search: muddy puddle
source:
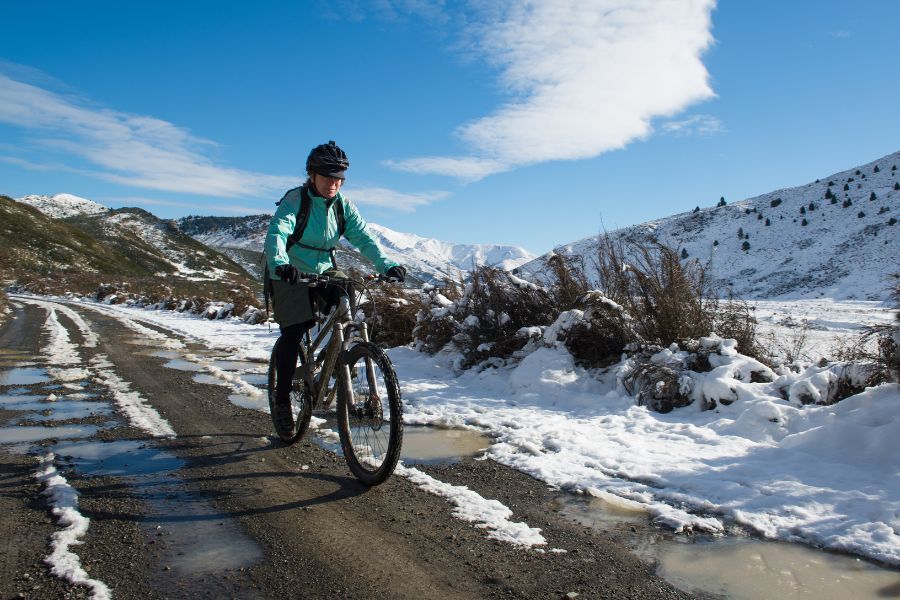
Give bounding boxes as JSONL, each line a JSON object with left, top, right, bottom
{"left": 401, "top": 426, "right": 490, "bottom": 464}
{"left": 307, "top": 422, "right": 491, "bottom": 465}
{"left": 554, "top": 493, "right": 900, "bottom": 599}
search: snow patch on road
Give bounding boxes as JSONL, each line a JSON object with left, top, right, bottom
{"left": 89, "top": 355, "right": 176, "bottom": 437}
{"left": 34, "top": 453, "right": 111, "bottom": 600}
{"left": 396, "top": 463, "right": 546, "bottom": 548}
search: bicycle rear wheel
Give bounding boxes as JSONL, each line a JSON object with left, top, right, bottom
{"left": 267, "top": 337, "right": 313, "bottom": 444}
{"left": 337, "top": 342, "right": 403, "bottom": 485}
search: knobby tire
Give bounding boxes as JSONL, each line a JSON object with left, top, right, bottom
{"left": 337, "top": 342, "right": 403, "bottom": 485}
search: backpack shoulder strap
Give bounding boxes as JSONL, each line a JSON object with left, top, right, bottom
{"left": 285, "top": 185, "right": 312, "bottom": 253}
{"left": 334, "top": 196, "right": 346, "bottom": 238}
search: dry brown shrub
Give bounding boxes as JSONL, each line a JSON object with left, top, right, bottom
{"left": 564, "top": 291, "right": 643, "bottom": 368}
{"left": 358, "top": 284, "right": 422, "bottom": 348}
{"left": 414, "top": 267, "right": 558, "bottom": 368}
{"left": 413, "top": 278, "right": 463, "bottom": 354}
{"left": 833, "top": 273, "right": 900, "bottom": 383}
{"left": 592, "top": 234, "right": 760, "bottom": 361}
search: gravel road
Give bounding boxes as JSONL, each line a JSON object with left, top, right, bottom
{"left": 0, "top": 299, "right": 695, "bottom": 599}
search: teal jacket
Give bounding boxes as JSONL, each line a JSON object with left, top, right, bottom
{"left": 265, "top": 184, "right": 398, "bottom": 278}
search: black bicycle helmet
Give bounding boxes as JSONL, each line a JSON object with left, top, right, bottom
{"left": 306, "top": 140, "right": 350, "bottom": 178}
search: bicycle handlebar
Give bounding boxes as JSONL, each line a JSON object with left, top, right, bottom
{"left": 296, "top": 273, "right": 401, "bottom": 286}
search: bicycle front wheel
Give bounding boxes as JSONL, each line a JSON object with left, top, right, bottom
{"left": 337, "top": 342, "right": 403, "bottom": 485}
{"left": 267, "top": 337, "right": 313, "bottom": 444}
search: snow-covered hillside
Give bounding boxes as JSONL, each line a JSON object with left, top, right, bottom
{"left": 520, "top": 150, "right": 900, "bottom": 301}
{"left": 17, "top": 193, "right": 108, "bottom": 219}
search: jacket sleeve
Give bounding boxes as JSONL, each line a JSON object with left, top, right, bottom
{"left": 264, "top": 192, "right": 299, "bottom": 277}
{"left": 340, "top": 197, "right": 399, "bottom": 274}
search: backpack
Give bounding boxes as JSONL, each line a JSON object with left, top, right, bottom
{"left": 281, "top": 183, "right": 346, "bottom": 256}
{"left": 263, "top": 183, "right": 347, "bottom": 317}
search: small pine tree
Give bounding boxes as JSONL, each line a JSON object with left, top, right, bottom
{"left": 892, "top": 165, "right": 897, "bottom": 171}
{"left": 827, "top": 180, "right": 835, "bottom": 186}
{"left": 848, "top": 177, "right": 855, "bottom": 182}
{"left": 800, "top": 206, "right": 806, "bottom": 215}
{"left": 765, "top": 218, "right": 771, "bottom": 226}
{"left": 737, "top": 227, "right": 744, "bottom": 239}
{"left": 858, "top": 211, "right": 866, "bottom": 218}
{"left": 713, "top": 240, "right": 719, "bottom": 246}
{"left": 856, "top": 169, "right": 861, "bottom": 175}
{"left": 770, "top": 198, "right": 782, "bottom": 208}
{"left": 717, "top": 196, "right": 727, "bottom": 207}
{"left": 757, "top": 213, "right": 763, "bottom": 220}
{"left": 889, "top": 217, "right": 898, "bottom": 226}
{"left": 874, "top": 165, "right": 880, "bottom": 173}
{"left": 809, "top": 202, "right": 816, "bottom": 211}
{"left": 843, "top": 183, "right": 850, "bottom": 191}
{"left": 831, "top": 197, "right": 838, "bottom": 205}
{"left": 843, "top": 199, "right": 853, "bottom": 208}
{"left": 693, "top": 206, "right": 700, "bottom": 213}
{"left": 825, "top": 188, "right": 834, "bottom": 199}
{"left": 894, "top": 182, "right": 899, "bottom": 191}
{"left": 870, "top": 191, "right": 877, "bottom": 201}
{"left": 680, "top": 248, "right": 688, "bottom": 259}
{"left": 801, "top": 218, "right": 808, "bottom": 226}
{"left": 741, "top": 241, "right": 750, "bottom": 251}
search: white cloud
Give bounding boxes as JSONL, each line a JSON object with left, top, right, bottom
{"left": 347, "top": 185, "right": 449, "bottom": 213}
{"left": 661, "top": 114, "right": 724, "bottom": 136}
{"left": 0, "top": 72, "right": 297, "bottom": 197}
{"left": 390, "top": 0, "right": 717, "bottom": 179}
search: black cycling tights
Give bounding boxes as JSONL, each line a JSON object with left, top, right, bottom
{"left": 274, "top": 320, "right": 314, "bottom": 400}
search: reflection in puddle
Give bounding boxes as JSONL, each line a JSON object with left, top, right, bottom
{"left": 228, "top": 394, "right": 268, "bottom": 411}
{"left": 401, "top": 426, "right": 490, "bottom": 464}
{"left": 0, "top": 367, "right": 50, "bottom": 386}
{"left": 310, "top": 423, "right": 490, "bottom": 464}
{"left": 12, "top": 400, "right": 112, "bottom": 422}
{"left": 554, "top": 493, "right": 900, "bottom": 599}
{"left": 0, "top": 393, "right": 45, "bottom": 406}
{"left": 163, "top": 359, "right": 205, "bottom": 372}
{"left": 657, "top": 537, "right": 900, "bottom": 600}
{"left": 236, "top": 373, "right": 267, "bottom": 386}
{"left": 0, "top": 424, "right": 98, "bottom": 444}
{"left": 53, "top": 439, "right": 183, "bottom": 476}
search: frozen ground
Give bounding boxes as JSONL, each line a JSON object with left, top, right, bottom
{"left": 15, "top": 293, "right": 899, "bottom": 567}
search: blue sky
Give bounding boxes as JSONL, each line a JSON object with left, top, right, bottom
{"left": 1, "top": 1, "right": 898, "bottom": 255}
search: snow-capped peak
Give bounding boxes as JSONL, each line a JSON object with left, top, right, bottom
{"left": 364, "top": 222, "right": 536, "bottom": 275}
{"left": 16, "top": 193, "right": 108, "bottom": 219}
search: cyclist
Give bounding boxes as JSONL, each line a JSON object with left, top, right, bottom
{"left": 265, "top": 140, "right": 407, "bottom": 410}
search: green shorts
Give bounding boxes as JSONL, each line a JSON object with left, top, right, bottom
{"left": 270, "top": 269, "right": 349, "bottom": 329}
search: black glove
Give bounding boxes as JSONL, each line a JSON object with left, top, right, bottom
{"left": 275, "top": 263, "right": 300, "bottom": 285}
{"left": 386, "top": 265, "right": 407, "bottom": 283}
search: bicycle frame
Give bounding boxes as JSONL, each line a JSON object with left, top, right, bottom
{"left": 295, "top": 284, "right": 375, "bottom": 412}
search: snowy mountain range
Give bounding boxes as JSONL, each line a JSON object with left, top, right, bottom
{"left": 519, "top": 150, "right": 900, "bottom": 301}
{"left": 177, "top": 214, "right": 535, "bottom": 283}
{"left": 13, "top": 149, "right": 899, "bottom": 300}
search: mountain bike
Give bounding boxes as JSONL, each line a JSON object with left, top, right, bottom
{"left": 267, "top": 273, "right": 403, "bottom": 486}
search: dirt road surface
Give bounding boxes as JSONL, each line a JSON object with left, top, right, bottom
{"left": 0, "top": 298, "right": 695, "bottom": 599}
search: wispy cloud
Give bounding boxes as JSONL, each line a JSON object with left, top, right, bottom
{"left": 389, "top": 0, "right": 717, "bottom": 180}
{"left": 348, "top": 185, "right": 449, "bottom": 213}
{"left": 661, "top": 114, "right": 724, "bottom": 136}
{"left": 0, "top": 71, "right": 297, "bottom": 198}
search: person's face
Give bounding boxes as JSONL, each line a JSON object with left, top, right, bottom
{"left": 312, "top": 173, "right": 344, "bottom": 199}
